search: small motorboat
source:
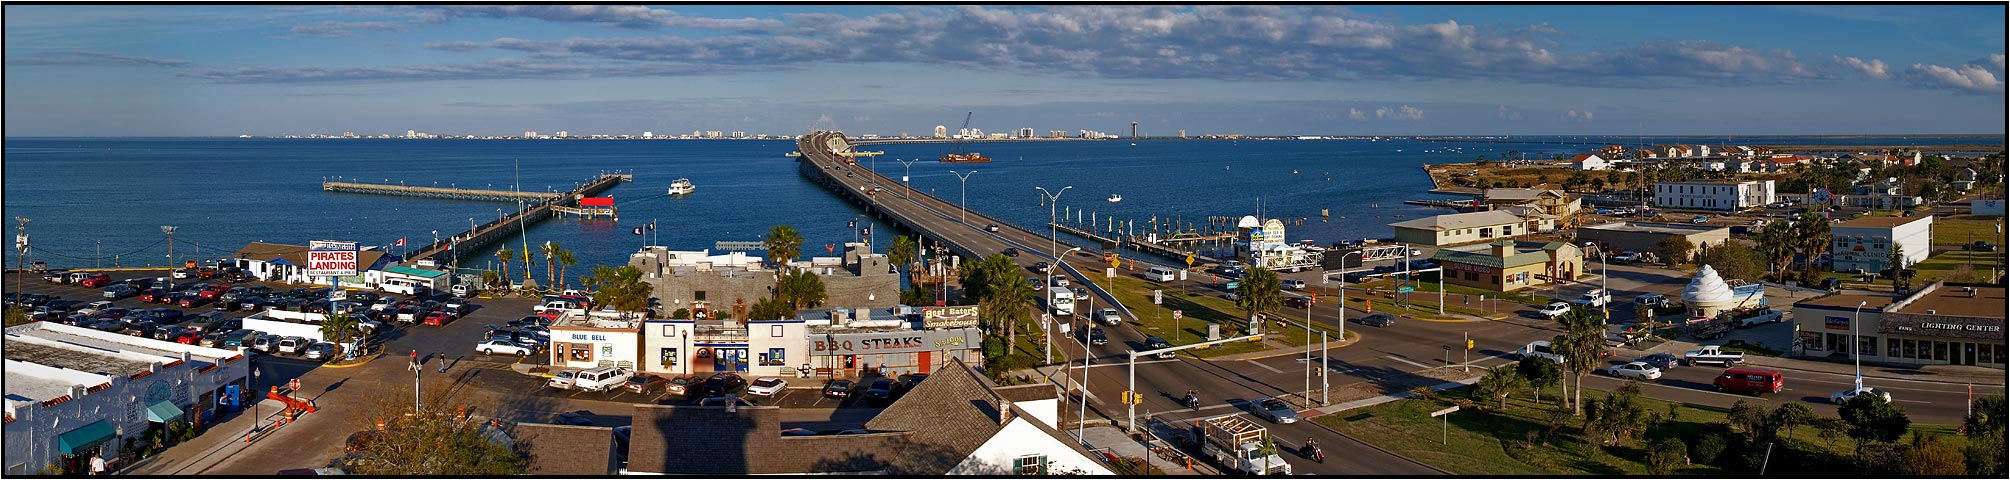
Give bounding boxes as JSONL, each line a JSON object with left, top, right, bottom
{"left": 667, "top": 178, "right": 695, "bottom": 195}
{"left": 1107, "top": 194, "right": 1123, "bottom": 203}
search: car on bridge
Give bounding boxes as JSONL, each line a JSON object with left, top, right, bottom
{"left": 986, "top": 224, "right": 1000, "bottom": 233}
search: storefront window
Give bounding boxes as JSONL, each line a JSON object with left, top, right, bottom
{"left": 570, "top": 344, "right": 594, "bottom": 363}
{"left": 660, "top": 348, "right": 678, "bottom": 369}
{"left": 1934, "top": 342, "right": 1948, "bottom": 361}
{"left": 713, "top": 348, "right": 749, "bottom": 372}
{"left": 1888, "top": 341, "right": 1901, "bottom": 358}
{"left": 759, "top": 348, "right": 787, "bottom": 366}
{"left": 1902, "top": 340, "right": 1916, "bottom": 359}
{"left": 1860, "top": 337, "right": 1877, "bottom": 357}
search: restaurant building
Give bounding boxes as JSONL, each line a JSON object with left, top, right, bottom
{"left": 1790, "top": 281, "right": 2005, "bottom": 368}
{"left": 548, "top": 312, "right": 644, "bottom": 371}
{"left": 1431, "top": 240, "right": 1584, "bottom": 292}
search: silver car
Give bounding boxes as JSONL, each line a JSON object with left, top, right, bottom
{"left": 1253, "top": 397, "right": 1300, "bottom": 424}
{"left": 302, "top": 342, "right": 338, "bottom": 361}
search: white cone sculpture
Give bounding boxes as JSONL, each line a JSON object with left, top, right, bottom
{"left": 1681, "top": 265, "right": 1738, "bottom": 319}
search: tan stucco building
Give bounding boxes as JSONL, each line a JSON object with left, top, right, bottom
{"left": 1432, "top": 240, "right": 1584, "bottom": 292}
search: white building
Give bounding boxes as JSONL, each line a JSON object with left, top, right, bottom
{"left": 4, "top": 323, "right": 252, "bottom": 475}
{"left": 934, "top": 125, "right": 948, "bottom": 138}
{"left": 229, "top": 242, "right": 400, "bottom": 289}
{"left": 1830, "top": 215, "right": 1934, "bottom": 274}
{"left": 639, "top": 317, "right": 811, "bottom": 378}
{"left": 1570, "top": 154, "right": 1609, "bottom": 170}
{"left": 1653, "top": 180, "right": 1775, "bottom": 211}
{"left": 549, "top": 311, "right": 644, "bottom": 371}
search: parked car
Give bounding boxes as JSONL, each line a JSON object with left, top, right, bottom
{"left": 303, "top": 342, "right": 338, "bottom": 361}
{"left": 199, "top": 332, "right": 225, "bottom": 348}
{"left": 747, "top": 377, "right": 787, "bottom": 397}
{"left": 623, "top": 374, "right": 670, "bottom": 395}
{"left": 176, "top": 330, "right": 204, "bottom": 345}
{"left": 1830, "top": 385, "right": 1893, "bottom": 404}
{"left": 663, "top": 374, "right": 700, "bottom": 397}
{"left": 277, "top": 337, "right": 310, "bottom": 355}
{"left": 476, "top": 338, "right": 533, "bottom": 357}
{"left": 395, "top": 306, "right": 421, "bottom": 323}
{"left": 821, "top": 379, "right": 855, "bottom": 399}
{"left": 251, "top": 334, "right": 281, "bottom": 353}
{"left": 138, "top": 288, "right": 169, "bottom": 303}
{"left": 1604, "top": 361, "right": 1663, "bottom": 380}
{"left": 862, "top": 378, "right": 898, "bottom": 404}
{"left": 371, "top": 297, "right": 398, "bottom": 312}
{"left": 152, "top": 325, "right": 188, "bottom": 342}
{"left": 546, "top": 370, "right": 581, "bottom": 390}
{"left": 1357, "top": 313, "right": 1398, "bottom": 327}
{"left": 177, "top": 293, "right": 209, "bottom": 308}
{"left": 1252, "top": 397, "right": 1300, "bottom": 424}
{"left": 701, "top": 373, "right": 748, "bottom": 397}
{"left": 79, "top": 274, "right": 113, "bottom": 288}
{"left": 124, "top": 321, "right": 161, "bottom": 338}
{"left": 103, "top": 284, "right": 139, "bottom": 300}
{"left": 423, "top": 311, "right": 452, "bottom": 326}
{"left": 451, "top": 284, "right": 475, "bottom": 297}
{"left": 1282, "top": 279, "right": 1306, "bottom": 290}
{"left": 572, "top": 367, "right": 634, "bottom": 392}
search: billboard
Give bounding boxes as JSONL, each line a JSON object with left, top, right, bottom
{"left": 921, "top": 305, "right": 979, "bottom": 329}
{"left": 307, "top": 240, "right": 359, "bottom": 277}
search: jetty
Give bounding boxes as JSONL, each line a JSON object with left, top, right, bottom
{"left": 358, "top": 173, "right": 632, "bottom": 265}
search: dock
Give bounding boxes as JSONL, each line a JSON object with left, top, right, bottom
{"left": 391, "top": 173, "right": 633, "bottom": 265}
{"left": 1403, "top": 198, "right": 1481, "bottom": 209}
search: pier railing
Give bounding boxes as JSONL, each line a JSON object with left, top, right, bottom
{"left": 397, "top": 173, "right": 632, "bottom": 265}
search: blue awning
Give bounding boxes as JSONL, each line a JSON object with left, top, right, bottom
{"left": 56, "top": 420, "right": 116, "bottom": 454}
{"left": 146, "top": 400, "right": 185, "bottom": 423}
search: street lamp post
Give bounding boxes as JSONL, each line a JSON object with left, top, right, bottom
{"left": 14, "top": 218, "right": 27, "bottom": 308}
{"left": 949, "top": 170, "right": 977, "bottom": 225}
{"left": 1583, "top": 242, "right": 1610, "bottom": 323}
{"left": 897, "top": 159, "right": 922, "bottom": 199}
{"left": 1335, "top": 250, "right": 1362, "bottom": 342}
{"left": 162, "top": 226, "right": 177, "bottom": 290}
{"left": 1852, "top": 300, "right": 1868, "bottom": 390}
{"left": 1035, "top": 186, "right": 1074, "bottom": 262}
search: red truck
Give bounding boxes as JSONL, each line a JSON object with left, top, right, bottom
{"left": 197, "top": 284, "right": 231, "bottom": 300}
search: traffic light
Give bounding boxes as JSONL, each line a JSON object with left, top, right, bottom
{"left": 1466, "top": 339, "right": 1475, "bottom": 350}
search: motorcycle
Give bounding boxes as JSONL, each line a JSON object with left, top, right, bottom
{"left": 1181, "top": 394, "right": 1201, "bottom": 409}
{"left": 1304, "top": 443, "right": 1324, "bottom": 463}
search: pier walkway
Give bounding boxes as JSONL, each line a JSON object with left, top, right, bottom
{"left": 389, "top": 173, "right": 632, "bottom": 265}
{"left": 322, "top": 181, "right": 561, "bottom": 202}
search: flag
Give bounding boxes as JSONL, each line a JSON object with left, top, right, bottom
{"left": 633, "top": 227, "right": 644, "bottom": 235}
{"left": 848, "top": 220, "right": 857, "bottom": 228}
{"left": 647, "top": 221, "right": 656, "bottom": 231}
{"left": 393, "top": 237, "right": 406, "bottom": 246}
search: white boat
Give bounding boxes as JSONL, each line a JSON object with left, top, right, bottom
{"left": 666, "top": 178, "right": 695, "bottom": 195}
{"left": 1107, "top": 194, "right": 1123, "bottom": 203}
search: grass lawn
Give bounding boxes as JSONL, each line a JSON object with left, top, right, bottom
{"left": 1317, "top": 383, "right": 1964, "bottom": 475}
{"left": 1912, "top": 250, "right": 2003, "bottom": 284}
{"left": 1349, "top": 276, "right": 1551, "bottom": 318}
{"left": 1098, "top": 274, "right": 1269, "bottom": 358}
{"left": 1932, "top": 215, "right": 2004, "bottom": 247}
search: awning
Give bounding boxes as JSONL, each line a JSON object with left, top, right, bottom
{"left": 146, "top": 400, "right": 185, "bottom": 423}
{"left": 56, "top": 420, "right": 116, "bottom": 454}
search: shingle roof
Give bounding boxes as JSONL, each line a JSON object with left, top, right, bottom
{"left": 865, "top": 358, "right": 1009, "bottom": 474}
{"left": 232, "top": 242, "right": 391, "bottom": 271}
{"left": 515, "top": 423, "right": 617, "bottom": 475}
{"left": 1388, "top": 210, "right": 1525, "bottom": 231}
{"left": 1485, "top": 188, "right": 1565, "bottom": 201}
{"left": 1431, "top": 240, "right": 1562, "bottom": 269}
{"left": 626, "top": 404, "right": 913, "bottom": 474}
{"left": 994, "top": 383, "right": 1059, "bottom": 403}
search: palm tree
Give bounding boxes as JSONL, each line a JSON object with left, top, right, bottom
{"left": 581, "top": 265, "right": 653, "bottom": 318}
{"left": 319, "top": 311, "right": 361, "bottom": 355}
{"left": 775, "top": 269, "right": 828, "bottom": 311}
{"left": 516, "top": 249, "right": 536, "bottom": 287}
{"left": 1554, "top": 307, "right": 1606, "bottom": 415}
{"left": 1236, "top": 267, "right": 1283, "bottom": 334}
{"left": 889, "top": 235, "right": 918, "bottom": 279}
{"left": 1478, "top": 364, "right": 1529, "bottom": 410}
{"left": 1756, "top": 220, "right": 1797, "bottom": 280}
{"left": 494, "top": 246, "right": 514, "bottom": 288}
{"left": 554, "top": 248, "right": 577, "bottom": 291}
{"left": 1792, "top": 210, "right": 1832, "bottom": 277}
{"left": 764, "top": 225, "right": 803, "bottom": 272}
{"left": 983, "top": 273, "right": 1040, "bottom": 353}
{"left": 541, "top": 241, "right": 560, "bottom": 290}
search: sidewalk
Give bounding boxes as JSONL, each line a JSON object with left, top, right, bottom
{"left": 1639, "top": 339, "right": 2005, "bottom": 387}
{"left": 1078, "top": 425, "right": 1207, "bottom": 475}
{"left": 121, "top": 398, "right": 288, "bottom": 475}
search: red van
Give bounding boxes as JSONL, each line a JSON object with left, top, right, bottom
{"left": 1713, "top": 367, "right": 1785, "bottom": 395}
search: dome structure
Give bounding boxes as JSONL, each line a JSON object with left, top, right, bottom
{"left": 1237, "top": 215, "right": 1261, "bottom": 229}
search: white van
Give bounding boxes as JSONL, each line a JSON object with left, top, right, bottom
{"left": 381, "top": 279, "right": 428, "bottom": 296}
{"left": 1145, "top": 267, "right": 1177, "bottom": 282}
{"left": 1515, "top": 341, "right": 1566, "bottom": 364}
{"left": 570, "top": 367, "right": 633, "bottom": 392}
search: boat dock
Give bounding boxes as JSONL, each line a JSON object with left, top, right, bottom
{"left": 390, "top": 173, "right": 633, "bottom": 265}
{"left": 1403, "top": 198, "right": 1481, "bottom": 209}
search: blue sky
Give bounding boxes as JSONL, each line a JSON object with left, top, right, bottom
{"left": 4, "top": 4, "right": 2004, "bottom": 137}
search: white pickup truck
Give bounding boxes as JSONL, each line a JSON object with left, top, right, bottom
{"left": 1570, "top": 289, "right": 1611, "bottom": 307}
{"left": 1682, "top": 345, "right": 1746, "bottom": 366}
{"left": 1733, "top": 308, "right": 1785, "bottom": 327}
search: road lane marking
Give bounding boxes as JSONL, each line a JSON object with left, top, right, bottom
{"left": 1247, "top": 361, "right": 1285, "bottom": 374}
{"left": 1383, "top": 355, "right": 1433, "bottom": 370}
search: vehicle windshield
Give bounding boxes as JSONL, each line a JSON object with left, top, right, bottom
{"left": 627, "top": 376, "right": 652, "bottom": 385}
{"left": 670, "top": 377, "right": 692, "bottom": 385}
{"left": 1262, "top": 399, "right": 1287, "bottom": 410}
{"left": 754, "top": 379, "right": 783, "bottom": 387}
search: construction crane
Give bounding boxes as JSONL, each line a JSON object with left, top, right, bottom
{"left": 938, "top": 111, "right": 991, "bottom": 162}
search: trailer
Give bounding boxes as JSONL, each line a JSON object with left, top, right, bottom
{"left": 1194, "top": 414, "right": 1292, "bottom": 475}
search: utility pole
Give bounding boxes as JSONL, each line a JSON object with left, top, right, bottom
{"left": 14, "top": 218, "right": 28, "bottom": 305}
{"left": 1321, "top": 330, "right": 1329, "bottom": 405}
{"left": 162, "top": 226, "right": 177, "bottom": 291}
{"left": 949, "top": 170, "right": 977, "bottom": 225}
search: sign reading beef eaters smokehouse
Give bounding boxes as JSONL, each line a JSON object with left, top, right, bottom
{"left": 1880, "top": 313, "right": 2006, "bottom": 340}
{"left": 812, "top": 328, "right": 982, "bottom": 356}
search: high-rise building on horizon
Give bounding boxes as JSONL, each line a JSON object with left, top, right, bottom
{"left": 556, "top": 130, "right": 569, "bottom": 138}
{"left": 524, "top": 131, "right": 537, "bottom": 138}
{"left": 1018, "top": 127, "right": 1034, "bottom": 138}
{"left": 934, "top": 125, "right": 948, "bottom": 138}
{"left": 1178, "top": 129, "right": 1186, "bottom": 139}
{"left": 1131, "top": 122, "right": 1139, "bottom": 139}
{"left": 643, "top": 131, "right": 653, "bottom": 138}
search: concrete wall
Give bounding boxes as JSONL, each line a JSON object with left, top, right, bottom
{"left": 949, "top": 417, "right": 1112, "bottom": 475}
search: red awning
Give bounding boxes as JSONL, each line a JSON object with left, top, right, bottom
{"left": 579, "top": 197, "right": 614, "bottom": 207}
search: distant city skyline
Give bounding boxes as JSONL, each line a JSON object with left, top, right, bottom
{"left": 3, "top": 4, "right": 2005, "bottom": 137}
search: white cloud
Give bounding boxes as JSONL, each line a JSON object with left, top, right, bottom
{"left": 1378, "top": 105, "right": 1423, "bottom": 121}
{"left": 1906, "top": 55, "right": 2005, "bottom": 94}
{"left": 1831, "top": 55, "right": 1889, "bottom": 79}
{"left": 1348, "top": 108, "right": 1366, "bottom": 120}
{"left": 1565, "top": 110, "right": 1594, "bottom": 122}
{"left": 1496, "top": 105, "right": 1520, "bottom": 120}
{"left": 7, "top": 50, "right": 188, "bottom": 67}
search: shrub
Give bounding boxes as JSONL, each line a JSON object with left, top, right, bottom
{"left": 1694, "top": 433, "right": 1727, "bottom": 465}
{"left": 1646, "top": 437, "right": 1689, "bottom": 474}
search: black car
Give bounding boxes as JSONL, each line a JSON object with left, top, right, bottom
{"left": 897, "top": 374, "right": 928, "bottom": 393}
{"left": 152, "top": 325, "right": 188, "bottom": 341}
{"left": 46, "top": 300, "right": 80, "bottom": 312}
{"left": 1358, "top": 313, "right": 1397, "bottom": 327}
{"left": 702, "top": 373, "right": 748, "bottom": 397}
{"left": 821, "top": 379, "right": 855, "bottom": 399}
{"left": 1083, "top": 326, "right": 1108, "bottom": 346}
{"left": 238, "top": 296, "right": 267, "bottom": 311}
{"left": 1636, "top": 353, "right": 1680, "bottom": 370}
{"left": 125, "top": 321, "right": 161, "bottom": 338}
{"left": 149, "top": 308, "right": 184, "bottom": 324}
{"left": 1968, "top": 241, "right": 1998, "bottom": 252}
{"left": 863, "top": 378, "right": 898, "bottom": 404}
